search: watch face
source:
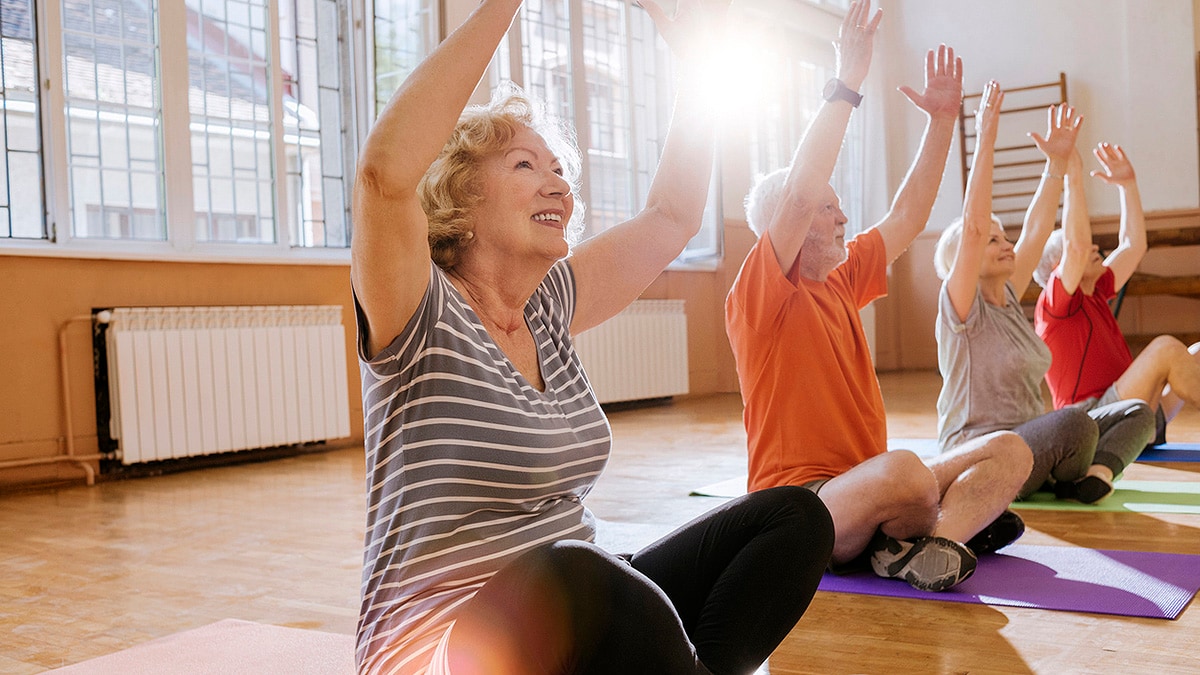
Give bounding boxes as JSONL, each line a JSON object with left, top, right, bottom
{"left": 823, "top": 78, "right": 838, "bottom": 99}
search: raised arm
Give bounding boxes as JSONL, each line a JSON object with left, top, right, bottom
{"left": 351, "top": 0, "right": 523, "bottom": 356}
{"left": 1092, "top": 143, "right": 1147, "bottom": 288}
{"left": 1011, "top": 103, "right": 1082, "bottom": 297}
{"left": 945, "top": 80, "right": 1002, "bottom": 322}
{"left": 875, "top": 44, "right": 963, "bottom": 264}
{"left": 1057, "top": 149, "right": 1090, "bottom": 295}
{"left": 568, "top": 0, "right": 729, "bottom": 334}
{"left": 764, "top": 0, "right": 882, "bottom": 272}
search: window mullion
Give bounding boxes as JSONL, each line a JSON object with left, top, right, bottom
{"left": 621, "top": 0, "right": 638, "bottom": 215}
{"left": 268, "top": 0, "right": 288, "bottom": 253}
{"left": 159, "top": 0, "right": 196, "bottom": 251}
{"left": 38, "top": 0, "right": 69, "bottom": 243}
{"left": 566, "top": 0, "right": 590, "bottom": 214}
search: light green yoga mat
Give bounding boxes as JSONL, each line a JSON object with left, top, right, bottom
{"left": 1012, "top": 480, "right": 1200, "bottom": 514}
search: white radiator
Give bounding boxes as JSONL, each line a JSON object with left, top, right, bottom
{"left": 99, "top": 305, "right": 351, "bottom": 464}
{"left": 573, "top": 300, "right": 688, "bottom": 404}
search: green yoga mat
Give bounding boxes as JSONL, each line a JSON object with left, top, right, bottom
{"left": 1012, "top": 480, "right": 1200, "bottom": 513}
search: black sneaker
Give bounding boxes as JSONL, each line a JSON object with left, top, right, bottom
{"left": 1054, "top": 476, "right": 1115, "bottom": 504}
{"left": 868, "top": 532, "right": 977, "bottom": 592}
{"left": 967, "top": 510, "right": 1025, "bottom": 555}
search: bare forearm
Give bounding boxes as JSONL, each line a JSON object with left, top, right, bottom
{"left": 1118, "top": 182, "right": 1147, "bottom": 252}
{"left": 641, "top": 67, "right": 717, "bottom": 246}
{"left": 878, "top": 116, "right": 955, "bottom": 259}
{"left": 1059, "top": 162, "right": 1089, "bottom": 291}
{"left": 358, "top": 0, "right": 522, "bottom": 192}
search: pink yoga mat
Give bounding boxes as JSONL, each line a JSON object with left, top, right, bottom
{"left": 818, "top": 544, "right": 1200, "bottom": 619}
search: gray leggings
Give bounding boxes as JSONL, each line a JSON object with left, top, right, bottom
{"left": 1011, "top": 401, "right": 1156, "bottom": 498}
{"left": 1079, "top": 398, "right": 1157, "bottom": 476}
{"left": 1012, "top": 407, "right": 1098, "bottom": 498}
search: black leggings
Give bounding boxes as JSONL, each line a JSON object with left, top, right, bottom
{"left": 445, "top": 486, "right": 834, "bottom": 675}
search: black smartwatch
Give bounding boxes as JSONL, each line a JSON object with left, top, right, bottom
{"left": 823, "top": 78, "right": 863, "bottom": 108}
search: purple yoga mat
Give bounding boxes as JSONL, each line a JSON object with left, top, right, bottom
{"left": 818, "top": 544, "right": 1200, "bottom": 619}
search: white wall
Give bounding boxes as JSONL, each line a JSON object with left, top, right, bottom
{"left": 877, "top": 0, "right": 1199, "bottom": 232}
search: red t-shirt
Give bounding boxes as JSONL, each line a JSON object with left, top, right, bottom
{"left": 726, "top": 229, "right": 889, "bottom": 491}
{"left": 1034, "top": 266, "right": 1133, "bottom": 408}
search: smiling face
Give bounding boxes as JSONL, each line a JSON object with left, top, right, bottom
{"left": 797, "top": 183, "right": 849, "bottom": 278}
{"left": 471, "top": 125, "right": 575, "bottom": 266}
{"left": 980, "top": 219, "right": 1016, "bottom": 279}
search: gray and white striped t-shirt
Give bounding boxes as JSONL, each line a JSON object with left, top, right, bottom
{"left": 354, "top": 260, "right": 611, "bottom": 674}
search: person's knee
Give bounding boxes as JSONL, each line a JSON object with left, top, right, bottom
{"left": 875, "top": 450, "right": 940, "bottom": 510}
{"left": 1143, "top": 335, "right": 1190, "bottom": 367}
{"left": 1057, "top": 407, "right": 1100, "bottom": 446}
{"left": 754, "top": 485, "right": 835, "bottom": 547}
{"left": 523, "top": 540, "right": 617, "bottom": 587}
{"left": 979, "top": 430, "right": 1033, "bottom": 477}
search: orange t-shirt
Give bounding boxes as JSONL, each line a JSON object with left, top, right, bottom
{"left": 725, "top": 229, "right": 890, "bottom": 491}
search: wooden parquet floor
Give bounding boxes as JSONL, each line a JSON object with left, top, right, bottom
{"left": 2, "top": 370, "right": 1198, "bottom": 673}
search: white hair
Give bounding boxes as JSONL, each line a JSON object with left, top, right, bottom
{"left": 744, "top": 168, "right": 789, "bottom": 237}
{"left": 1033, "top": 229, "right": 1065, "bottom": 288}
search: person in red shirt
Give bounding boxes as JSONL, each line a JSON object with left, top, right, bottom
{"left": 1034, "top": 142, "right": 1200, "bottom": 502}
{"left": 726, "top": 5, "right": 1031, "bottom": 592}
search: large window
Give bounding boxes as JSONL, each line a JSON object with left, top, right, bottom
{"left": 2, "top": 0, "right": 356, "bottom": 256}
{"left": 495, "top": 0, "right": 722, "bottom": 265}
{"left": 745, "top": 20, "right": 864, "bottom": 237}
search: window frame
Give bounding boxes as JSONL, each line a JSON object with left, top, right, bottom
{"left": 492, "top": 0, "right": 723, "bottom": 269}
{"left": 0, "top": 0, "right": 359, "bottom": 265}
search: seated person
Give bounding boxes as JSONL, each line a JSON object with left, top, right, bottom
{"left": 1031, "top": 142, "right": 1162, "bottom": 502}
{"left": 726, "top": 4, "right": 1031, "bottom": 594}
{"left": 1034, "top": 142, "right": 1200, "bottom": 500}
{"left": 934, "top": 89, "right": 1101, "bottom": 503}
{"left": 352, "top": 0, "right": 835, "bottom": 672}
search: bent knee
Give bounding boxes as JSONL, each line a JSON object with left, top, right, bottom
{"left": 1144, "top": 335, "right": 1189, "bottom": 362}
{"left": 875, "top": 451, "right": 939, "bottom": 506}
{"left": 985, "top": 431, "right": 1033, "bottom": 470}
{"left": 1054, "top": 408, "right": 1100, "bottom": 445}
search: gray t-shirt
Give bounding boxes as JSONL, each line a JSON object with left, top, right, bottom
{"left": 354, "top": 260, "right": 611, "bottom": 674}
{"left": 936, "top": 281, "right": 1051, "bottom": 451}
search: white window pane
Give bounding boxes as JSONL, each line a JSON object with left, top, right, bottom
{"left": 373, "top": 0, "right": 436, "bottom": 114}
{"left": 9, "top": 150, "right": 45, "bottom": 237}
{"left": 189, "top": 0, "right": 275, "bottom": 244}
{"left": 1, "top": 0, "right": 45, "bottom": 239}
{"left": 63, "top": 0, "right": 165, "bottom": 240}
{"left": 281, "top": 0, "right": 348, "bottom": 248}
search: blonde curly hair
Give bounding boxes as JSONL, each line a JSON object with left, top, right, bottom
{"left": 418, "top": 84, "right": 585, "bottom": 270}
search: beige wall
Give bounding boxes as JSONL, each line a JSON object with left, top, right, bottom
{"left": 0, "top": 256, "right": 363, "bottom": 489}
{"left": 0, "top": 248, "right": 754, "bottom": 490}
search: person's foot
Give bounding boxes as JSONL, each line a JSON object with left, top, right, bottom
{"left": 967, "top": 509, "right": 1025, "bottom": 555}
{"left": 1054, "top": 475, "right": 1114, "bottom": 504}
{"left": 867, "top": 532, "right": 977, "bottom": 592}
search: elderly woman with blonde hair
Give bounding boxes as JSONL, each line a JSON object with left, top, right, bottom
{"left": 933, "top": 86, "right": 1100, "bottom": 503}
{"left": 350, "top": 0, "right": 834, "bottom": 673}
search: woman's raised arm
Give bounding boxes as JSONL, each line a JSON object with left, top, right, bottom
{"left": 352, "top": 0, "right": 524, "bottom": 356}
{"left": 567, "top": 0, "right": 730, "bottom": 334}
{"left": 945, "top": 80, "right": 1002, "bottom": 322}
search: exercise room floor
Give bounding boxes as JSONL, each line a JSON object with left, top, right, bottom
{"left": 3, "top": 370, "right": 1199, "bottom": 673}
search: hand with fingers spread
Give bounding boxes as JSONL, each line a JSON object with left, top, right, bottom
{"left": 898, "top": 44, "right": 963, "bottom": 121}
{"left": 1091, "top": 142, "right": 1136, "bottom": 186}
{"left": 1029, "top": 103, "right": 1083, "bottom": 166}
{"left": 836, "top": 0, "right": 883, "bottom": 90}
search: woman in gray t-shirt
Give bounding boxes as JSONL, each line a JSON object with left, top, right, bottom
{"left": 933, "top": 84, "right": 1097, "bottom": 500}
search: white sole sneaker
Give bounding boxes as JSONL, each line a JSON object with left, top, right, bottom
{"left": 868, "top": 533, "right": 977, "bottom": 592}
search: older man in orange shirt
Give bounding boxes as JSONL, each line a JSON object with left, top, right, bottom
{"left": 726, "top": 1, "right": 1031, "bottom": 592}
